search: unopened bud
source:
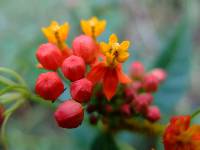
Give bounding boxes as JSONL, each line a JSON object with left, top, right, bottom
{"left": 36, "top": 43, "right": 63, "bottom": 70}
{"left": 62, "top": 55, "right": 86, "bottom": 81}
{"left": 35, "top": 72, "right": 64, "bottom": 101}
{"left": 54, "top": 100, "right": 84, "bottom": 128}
{"left": 70, "top": 78, "right": 93, "bottom": 103}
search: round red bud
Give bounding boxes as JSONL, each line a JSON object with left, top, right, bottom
{"left": 125, "top": 82, "right": 142, "bottom": 102}
{"left": 146, "top": 106, "right": 161, "bottom": 122}
{"left": 133, "top": 93, "right": 153, "bottom": 113}
{"left": 35, "top": 72, "right": 64, "bottom": 101}
{"left": 62, "top": 55, "right": 86, "bottom": 81}
{"left": 120, "top": 104, "right": 132, "bottom": 117}
{"left": 150, "top": 69, "right": 167, "bottom": 83}
{"left": 72, "top": 35, "right": 98, "bottom": 64}
{"left": 89, "top": 114, "right": 98, "bottom": 125}
{"left": 54, "top": 100, "right": 84, "bottom": 128}
{"left": 70, "top": 78, "right": 93, "bottom": 103}
{"left": 143, "top": 74, "right": 159, "bottom": 92}
{"left": 129, "top": 61, "right": 145, "bottom": 79}
{"left": 36, "top": 43, "right": 63, "bottom": 70}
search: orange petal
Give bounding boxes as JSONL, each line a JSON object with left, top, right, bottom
{"left": 87, "top": 62, "right": 106, "bottom": 84}
{"left": 103, "top": 68, "right": 118, "bottom": 100}
{"left": 116, "top": 64, "right": 132, "bottom": 84}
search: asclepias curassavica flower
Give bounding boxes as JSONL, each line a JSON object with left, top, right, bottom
{"left": 0, "top": 16, "right": 200, "bottom": 150}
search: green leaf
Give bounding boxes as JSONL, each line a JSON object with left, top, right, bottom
{"left": 91, "top": 132, "right": 119, "bottom": 150}
{"left": 153, "top": 19, "right": 192, "bottom": 118}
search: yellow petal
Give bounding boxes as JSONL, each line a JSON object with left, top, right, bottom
{"left": 120, "top": 41, "right": 130, "bottom": 51}
{"left": 41, "top": 28, "right": 57, "bottom": 44}
{"left": 90, "top": 16, "right": 98, "bottom": 25}
{"left": 117, "top": 52, "right": 129, "bottom": 63}
{"left": 100, "top": 42, "right": 110, "bottom": 54}
{"left": 95, "top": 20, "right": 106, "bottom": 37}
{"left": 109, "top": 34, "right": 118, "bottom": 44}
{"left": 81, "top": 20, "right": 92, "bottom": 36}
{"left": 58, "top": 22, "right": 70, "bottom": 41}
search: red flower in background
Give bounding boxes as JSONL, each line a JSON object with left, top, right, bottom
{"left": 163, "top": 115, "right": 200, "bottom": 150}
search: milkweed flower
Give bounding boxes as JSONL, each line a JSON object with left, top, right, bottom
{"left": 87, "top": 34, "right": 131, "bottom": 100}
{"left": 81, "top": 17, "right": 106, "bottom": 39}
{"left": 163, "top": 115, "right": 200, "bottom": 150}
{"left": 42, "top": 21, "right": 71, "bottom": 57}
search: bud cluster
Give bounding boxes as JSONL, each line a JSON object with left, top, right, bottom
{"left": 35, "top": 21, "right": 97, "bottom": 128}
{"left": 86, "top": 61, "right": 166, "bottom": 127}
{"left": 34, "top": 17, "right": 166, "bottom": 130}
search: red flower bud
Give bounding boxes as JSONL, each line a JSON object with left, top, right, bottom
{"left": 133, "top": 93, "right": 153, "bottom": 113}
{"left": 125, "top": 81, "right": 142, "bottom": 102}
{"left": 146, "top": 106, "right": 161, "bottom": 122}
{"left": 150, "top": 69, "right": 167, "bottom": 83}
{"left": 54, "top": 100, "right": 84, "bottom": 128}
{"left": 120, "top": 104, "right": 132, "bottom": 117}
{"left": 89, "top": 114, "right": 98, "bottom": 125}
{"left": 70, "top": 78, "right": 93, "bottom": 103}
{"left": 36, "top": 43, "right": 63, "bottom": 70}
{"left": 129, "top": 61, "right": 145, "bottom": 79}
{"left": 35, "top": 72, "right": 64, "bottom": 101}
{"left": 143, "top": 74, "right": 159, "bottom": 92}
{"left": 0, "top": 105, "right": 5, "bottom": 126}
{"left": 62, "top": 55, "right": 86, "bottom": 81}
{"left": 72, "top": 35, "right": 98, "bottom": 64}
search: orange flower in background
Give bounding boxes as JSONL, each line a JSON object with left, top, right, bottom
{"left": 87, "top": 34, "right": 131, "bottom": 100}
{"left": 163, "top": 115, "right": 200, "bottom": 150}
{"left": 81, "top": 17, "right": 106, "bottom": 39}
{"left": 42, "top": 21, "right": 71, "bottom": 57}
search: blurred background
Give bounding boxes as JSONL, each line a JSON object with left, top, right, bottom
{"left": 0, "top": 0, "right": 199, "bottom": 149}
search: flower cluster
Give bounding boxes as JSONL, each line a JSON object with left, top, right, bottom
{"left": 163, "top": 115, "right": 200, "bottom": 150}
{"left": 34, "top": 17, "right": 166, "bottom": 129}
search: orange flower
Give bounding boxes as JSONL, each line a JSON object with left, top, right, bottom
{"left": 87, "top": 34, "right": 131, "bottom": 100}
{"left": 81, "top": 17, "right": 106, "bottom": 39}
{"left": 163, "top": 115, "right": 200, "bottom": 150}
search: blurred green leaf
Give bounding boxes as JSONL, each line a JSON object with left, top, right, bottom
{"left": 153, "top": 19, "right": 192, "bottom": 119}
{"left": 91, "top": 132, "right": 119, "bottom": 150}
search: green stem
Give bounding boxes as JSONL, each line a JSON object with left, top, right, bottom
{"left": 0, "top": 85, "right": 27, "bottom": 96}
{"left": 57, "top": 69, "right": 70, "bottom": 86}
{"left": 1, "top": 99, "right": 25, "bottom": 150}
{"left": 191, "top": 108, "right": 200, "bottom": 119}
{"left": 0, "top": 76, "right": 16, "bottom": 86}
{"left": 29, "top": 94, "right": 57, "bottom": 109}
{"left": 0, "top": 67, "right": 26, "bottom": 86}
{"left": 0, "top": 93, "right": 21, "bottom": 104}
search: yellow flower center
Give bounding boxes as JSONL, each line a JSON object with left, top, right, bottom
{"left": 100, "top": 34, "right": 130, "bottom": 67}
